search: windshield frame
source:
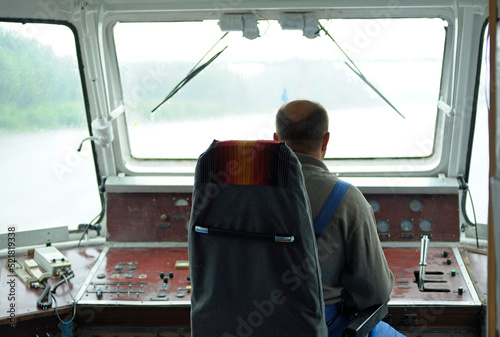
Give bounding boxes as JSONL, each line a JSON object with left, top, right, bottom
{"left": 102, "top": 7, "right": 456, "bottom": 177}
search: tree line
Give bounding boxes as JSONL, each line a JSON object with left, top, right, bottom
{"left": 1, "top": 26, "right": 440, "bottom": 132}
{"left": 0, "top": 28, "right": 85, "bottom": 132}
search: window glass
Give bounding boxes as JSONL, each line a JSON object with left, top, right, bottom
{"left": 114, "top": 18, "right": 446, "bottom": 160}
{"left": 0, "top": 22, "right": 100, "bottom": 233}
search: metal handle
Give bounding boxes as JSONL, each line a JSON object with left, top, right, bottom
{"left": 418, "top": 235, "right": 430, "bottom": 291}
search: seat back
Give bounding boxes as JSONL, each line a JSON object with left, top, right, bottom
{"left": 189, "top": 140, "right": 327, "bottom": 337}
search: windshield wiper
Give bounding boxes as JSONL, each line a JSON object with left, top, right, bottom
{"left": 319, "top": 23, "right": 405, "bottom": 119}
{"left": 152, "top": 33, "right": 229, "bottom": 113}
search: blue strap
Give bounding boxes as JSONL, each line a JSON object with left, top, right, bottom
{"left": 313, "top": 180, "right": 350, "bottom": 236}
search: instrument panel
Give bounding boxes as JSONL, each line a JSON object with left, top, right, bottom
{"left": 79, "top": 247, "right": 191, "bottom": 305}
{"left": 0, "top": 191, "right": 485, "bottom": 336}
{"left": 386, "top": 247, "right": 478, "bottom": 304}
{"left": 106, "top": 192, "right": 461, "bottom": 243}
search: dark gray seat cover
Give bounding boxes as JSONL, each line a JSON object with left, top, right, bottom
{"left": 189, "top": 140, "right": 327, "bottom": 337}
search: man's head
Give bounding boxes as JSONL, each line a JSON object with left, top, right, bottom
{"left": 274, "top": 100, "right": 330, "bottom": 160}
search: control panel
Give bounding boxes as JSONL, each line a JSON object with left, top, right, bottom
{"left": 105, "top": 192, "right": 460, "bottom": 243}
{"left": 80, "top": 247, "right": 191, "bottom": 304}
{"left": 106, "top": 193, "right": 192, "bottom": 242}
{"left": 368, "top": 194, "right": 460, "bottom": 242}
{"left": 386, "top": 246, "right": 477, "bottom": 304}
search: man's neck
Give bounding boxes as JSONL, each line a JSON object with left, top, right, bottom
{"left": 294, "top": 149, "right": 324, "bottom": 161}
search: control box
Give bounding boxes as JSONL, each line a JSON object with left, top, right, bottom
{"left": 34, "top": 246, "right": 71, "bottom": 276}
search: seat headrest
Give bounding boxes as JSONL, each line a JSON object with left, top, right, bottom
{"left": 196, "top": 140, "right": 299, "bottom": 189}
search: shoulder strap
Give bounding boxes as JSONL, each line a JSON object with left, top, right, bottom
{"left": 313, "top": 180, "right": 351, "bottom": 237}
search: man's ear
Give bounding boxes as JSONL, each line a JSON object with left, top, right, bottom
{"left": 321, "top": 132, "right": 330, "bottom": 152}
{"left": 273, "top": 133, "right": 279, "bottom": 141}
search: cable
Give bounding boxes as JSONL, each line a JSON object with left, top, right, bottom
{"left": 51, "top": 273, "right": 77, "bottom": 325}
{"left": 51, "top": 268, "right": 75, "bottom": 294}
{"left": 51, "top": 294, "right": 77, "bottom": 325}
{"left": 77, "top": 212, "right": 102, "bottom": 247}
{"left": 458, "top": 175, "right": 476, "bottom": 227}
{"left": 78, "top": 177, "right": 106, "bottom": 247}
{"left": 468, "top": 188, "right": 480, "bottom": 248}
{"left": 458, "top": 175, "right": 480, "bottom": 248}
{"left": 37, "top": 280, "right": 53, "bottom": 309}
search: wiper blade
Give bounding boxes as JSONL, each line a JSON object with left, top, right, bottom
{"left": 344, "top": 62, "right": 406, "bottom": 119}
{"left": 319, "top": 23, "right": 405, "bottom": 119}
{"left": 152, "top": 33, "right": 229, "bottom": 113}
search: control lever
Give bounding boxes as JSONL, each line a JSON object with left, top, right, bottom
{"left": 418, "top": 235, "right": 430, "bottom": 291}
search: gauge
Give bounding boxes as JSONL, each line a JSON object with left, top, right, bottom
{"left": 175, "top": 198, "right": 189, "bottom": 206}
{"left": 369, "top": 200, "right": 380, "bottom": 212}
{"left": 409, "top": 199, "right": 423, "bottom": 212}
{"left": 400, "top": 219, "right": 414, "bottom": 231}
{"left": 377, "top": 220, "right": 389, "bottom": 232}
{"left": 419, "top": 219, "right": 432, "bottom": 232}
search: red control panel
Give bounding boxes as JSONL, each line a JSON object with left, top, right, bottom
{"left": 106, "top": 192, "right": 460, "bottom": 243}
{"left": 80, "top": 247, "right": 191, "bottom": 304}
{"left": 384, "top": 247, "right": 476, "bottom": 303}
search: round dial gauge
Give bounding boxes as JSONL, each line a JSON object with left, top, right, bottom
{"left": 377, "top": 220, "right": 389, "bottom": 232}
{"left": 409, "top": 199, "right": 423, "bottom": 212}
{"left": 419, "top": 219, "right": 432, "bottom": 232}
{"left": 369, "top": 200, "right": 380, "bottom": 212}
{"left": 400, "top": 219, "right": 414, "bottom": 231}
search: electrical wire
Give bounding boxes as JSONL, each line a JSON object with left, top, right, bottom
{"left": 37, "top": 280, "right": 53, "bottom": 309}
{"left": 467, "top": 188, "right": 480, "bottom": 248}
{"left": 459, "top": 176, "right": 476, "bottom": 227}
{"left": 458, "top": 175, "right": 481, "bottom": 248}
{"left": 51, "top": 269, "right": 75, "bottom": 294}
{"left": 78, "top": 177, "right": 106, "bottom": 247}
{"left": 51, "top": 273, "right": 77, "bottom": 325}
{"left": 77, "top": 210, "right": 102, "bottom": 247}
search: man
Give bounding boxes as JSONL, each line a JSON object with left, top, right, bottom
{"left": 274, "top": 100, "right": 404, "bottom": 337}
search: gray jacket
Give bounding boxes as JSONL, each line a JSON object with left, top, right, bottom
{"left": 296, "top": 153, "right": 395, "bottom": 311}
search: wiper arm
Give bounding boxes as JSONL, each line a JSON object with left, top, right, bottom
{"left": 319, "top": 23, "right": 405, "bottom": 119}
{"left": 152, "top": 33, "right": 229, "bottom": 113}
{"left": 344, "top": 62, "right": 405, "bottom": 119}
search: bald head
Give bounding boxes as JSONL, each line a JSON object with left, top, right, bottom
{"left": 275, "top": 100, "right": 329, "bottom": 158}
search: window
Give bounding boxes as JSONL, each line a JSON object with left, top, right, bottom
{"left": 0, "top": 22, "right": 100, "bottom": 233}
{"left": 466, "top": 25, "right": 489, "bottom": 227}
{"left": 114, "top": 18, "right": 446, "bottom": 163}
